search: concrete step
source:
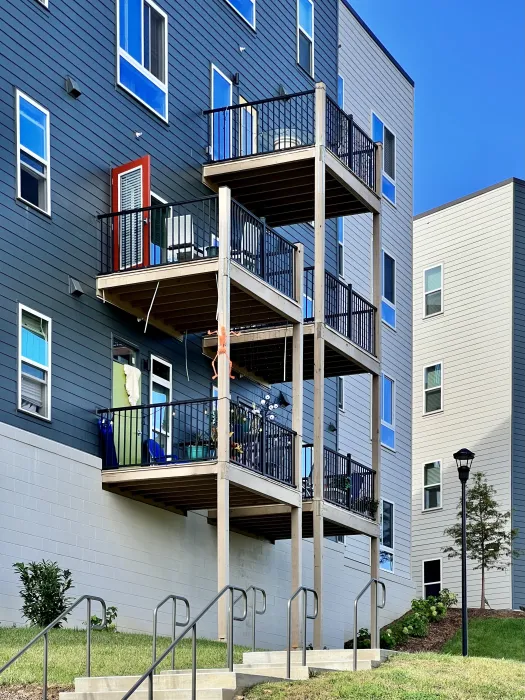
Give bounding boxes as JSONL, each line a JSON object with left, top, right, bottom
{"left": 74, "top": 671, "right": 279, "bottom": 694}
{"left": 233, "top": 660, "right": 373, "bottom": 677}
{"left": 62, "top": 690, "right": 235, "bottom": 700}
{"left": 241, "top": 648, "right": 385, "bottom": 665}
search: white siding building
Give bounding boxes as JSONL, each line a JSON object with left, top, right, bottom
{"left": 337, "top": 0, "right": 416, "bottom": 631}
{"left": 412, "top": 178, "right": 525, "bottom": 609}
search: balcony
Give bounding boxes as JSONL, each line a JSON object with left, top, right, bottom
{"left": 215, "top": 445, "right": 378, "bottom": 542}
{"left": 96, "top": 196, "right": 302, "bottom": 337}
{"left": 202, "top": 89, "right": 381, "bottom": 227}
{"left": 98, "top": 399, "right": 300, "bottom": 515}
{"left": 203, "top": 268, "right": 378, "bottom": 385}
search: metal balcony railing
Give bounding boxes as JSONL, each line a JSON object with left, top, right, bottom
{"left": 203, "top": 90, "right": 376, "bottom": 191}
{"left": 302, "top": 445, "right": 376, "bottom": 520}
{"left": 98, "top": 196, "right": 296, "bottom": 300}
{"left": 98, "top": 398, "right": 296, "bottom": 487}
{"left": 304, "top": 267, "right": 376, "bottom": 356}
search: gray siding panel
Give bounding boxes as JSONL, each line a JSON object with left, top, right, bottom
{"left": 512, "top": 180, "right": 525, "bottom": 607}
{"left": 0, "top": 0, "right": 338, "bottom": 453}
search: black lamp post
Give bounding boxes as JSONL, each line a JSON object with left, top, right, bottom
{"left": 453, "top": 447, "right": 475, "bottom": 657}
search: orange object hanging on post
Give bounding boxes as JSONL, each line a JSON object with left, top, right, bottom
{"left": 207, "top": 326, "right": 240, "bottom": 380}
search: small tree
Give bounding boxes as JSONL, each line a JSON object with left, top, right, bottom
{"left": 13, "top": 561, "right": 74, "bottom": 627}
{"left": 442, "top": 472, "right": 520, "bottom": 609}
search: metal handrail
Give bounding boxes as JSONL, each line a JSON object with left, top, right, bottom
{"left": 202, "top": 89, "right": 315, "bottom": 114}
{"left": 121, "top": 586, "right": 247, "bottom": 700}
{"left": 97, "top": 195, "right": 218, "bottom": 220}
{"left": 286, "top": 587, "right": 318, "bottom": 680}
{"left": 152, "top": 595, "right": 191, "bottom": 669}
{"left": 353, "top": 578, "right": 386, "bottom": 671}
{"left": 0, "top": 595, "right": 107, "bottom": 700}
{"left": 235, "top": 586, "right": 267, "bottom": 652}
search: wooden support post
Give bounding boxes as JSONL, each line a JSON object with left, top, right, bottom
{"left": 291, "top": 243, "right": 305, "bottom": 648}
{"left": 370, "top": 143, "right": 383, "bottom": 649}
{"left": 313, "top": 82, "right": 326, "bottom": 650}
{"left": 217, "top": 186, "right": 232, "bottom": 642}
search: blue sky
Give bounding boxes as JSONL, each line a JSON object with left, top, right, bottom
{"left": 349, "top": 0, "right": 525, "bottom": 214}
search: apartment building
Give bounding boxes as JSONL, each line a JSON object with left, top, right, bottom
{"left": 412, "top": 178, "right": 525, "bottom": 609}
{"left": 0, "top": 0, "right": 414, "bottom": 649}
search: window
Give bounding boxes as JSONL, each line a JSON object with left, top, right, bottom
{"left": 424, "top": 265, "right": 443, "bottom": 317}
{"left": 224, "top": 0, "right": 255, "bottom": 28}
{"left": 423, "top": 461, "right": 442, "bottom": 510}
{"left": 337, "top": 218, "right": 344, "bottom": 277}
{"left": 18, "top": 305, "right": 51, "bottom": 420}
{"left": 117, "top": 0, "right": 168, "bottom": 120}
{"left": 337, "top": 74, "right": 344, "bottom": 108}
{"left": 16, "top": 91, "right": 50, "bottom": 215}
{"left": 337, "top": 376, "right": 345, "bottom": 410}
{"left": 211, "top": 65, "right": 233, "bottom": 161}
{"left": 381, "top": 373, "right": 395, "bottom": 450}
{"left": 303, "top": 292, "right": 314, "bottom": 320}
{"left": 423, "top": 559, "right": 441, "bottom": 598}
{"left": 113, "top": 338, "right": 137, "bottom": 366}
{"left": 424, "top": 363, "right": 442, "bottom": 414}
{"left": 372, "top": 113, "right": 396, "bottom": 205}
{"left": 150, "top": 355, "right": 172, "bottom": 451}
{"left": 382, "top": 250, "right": 396, "bottom": 328}
{"left": 380, "top": 500, "right": 394, "bottom": 572}
{"left": 240, "top": 96, "right": 258, "bottom": 157}
{"left": 297, "top": 0, "right": 314, "bottom": 76}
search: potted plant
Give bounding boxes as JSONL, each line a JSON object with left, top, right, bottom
{"left": 186, "top": 432, "right": 209, "bottom": 460}
{"left": 206, "top": 244, "right": 219, "bottom": 258}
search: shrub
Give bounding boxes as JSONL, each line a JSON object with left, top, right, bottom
{"left": 13, "top": 561, "right": 73, "bottom": 628}
{"left": 91, "top": 605, "right": 118, "bottom": 631}
{"left": 411, "top": 596, "right": 446, "bottom": 622}
{"left": 438, "top": 588, "right": 458, "bottom": 609}
{"left": 401, "top": 611, "right": 429, "bottom": 637}
{"left": 346, "top": 627, "right": 371, "bottom": 649}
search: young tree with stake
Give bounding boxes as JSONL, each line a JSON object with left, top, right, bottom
{"left": 443, "top": 472, "right": 520, "bottom": 609}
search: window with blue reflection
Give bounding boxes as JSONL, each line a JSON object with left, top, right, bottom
{"left": 372, "top": 112, "right": 397, "bottom": 204}
{"left": 303, "top": 293, "right": 314, "bottom": 320}
{"left": 382, "top": 250, "right": 396, "bottom": 328}
{"left": 117, "top": 0, "right": 167, "bottom": 119}
{"left": 225, "top": 0, "right": 255, "bottom": 27}
{"left": 19, "top": 97, "right": 47, "bottom": 159}
{"left": 299, "top": 0, "right": 313, "bottom": 37}
{"left": 381, "top": 374, "right": 395, "bottom": 450}
{"left": 337, "top": 75, "right": 344, "bottom": 109}
{"left": 212, "top": 67, "right": 232, "bottom": 161}
{"left": 21, "top": 311, "right": 49, "bottom": 367}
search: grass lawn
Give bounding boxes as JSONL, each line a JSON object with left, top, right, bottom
{"left": 0, "top": 627, "right": 249, "bottom": 686}
{"left": 245, "top": 653, "right": 525, "bottom": 700}
{"left": 442, "top": 617, "right": 525, "bottom": 660}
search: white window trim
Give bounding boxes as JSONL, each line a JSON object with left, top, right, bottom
{"left": 380, "top": 499, "right": 395, "bottom": 573}
{"left": 381, "top": 249, "right": 396, "bottom": 330}
{"left": 36, "top": 0, "right": 49, "bottom": 6}
{"left": 422, "top": 459, "right": 442, "bottom": 512}
{"left": 210, "top": 64, "right": 233, "bottom": 159}
{"left": 371, "top": 110, "right": 397, "bottom": 206}
{"left": 239, "top": 96, "right": 258, "bottom": 157}
{"left": 423, "top": 263, "right": 444, "bottom": 318}
{"left": 116, "top": 0, "right": 169, "bottom": 122}
{"left": 16, "top": 90, "right": 51, "bottom": 216}
{"left": 422, "top": 557, "right": 442, "bottom": 598}
{"left": 338, "top": 376, "right": 345, "bottom": 411}
{"left": 423, "top": 361, "right": 443, "bottom": 415}
{"left": 149, "top": 354, "right": 172, "bottom": 443}
{"left": 18, "top": 303, "right": 52, "bottom": 421}
{"left": 224, "top": 0, "right": 256, "bottom": 29}
{"left": 296, "top": 0, "right": 314, "bottom": 77}
{"left": 337, "top": 217, "right": 345, "bottom": 279}
{"left": 381, "top": 373, "right": 395, "bottom": 451}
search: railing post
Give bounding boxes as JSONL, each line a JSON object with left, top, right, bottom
{"left": 348, "top": 114, "right": 354, "bottom": 171}
{"left": 227, "top": 588, "right": 234, "bottom": 672}
{"left": 347, "top": 283, "right": 353, "bottom": 341}
{"left": 86, "top": 598, "right": 91, "bottom": 677}
{"left": 42, "top": 632, "right": 48, "bottom": 700}
{"left": 260, "top": 217, "right": 266, "bottom": 282}
{"left": 346, "top": 453, "right": 352, "bottom": 510}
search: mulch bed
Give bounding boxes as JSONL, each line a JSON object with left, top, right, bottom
{"left": 0, "top": 686, "right": 73, "bottom": 700}
{"left": 395, "top": 608, "right": 525, "bottom": 653}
